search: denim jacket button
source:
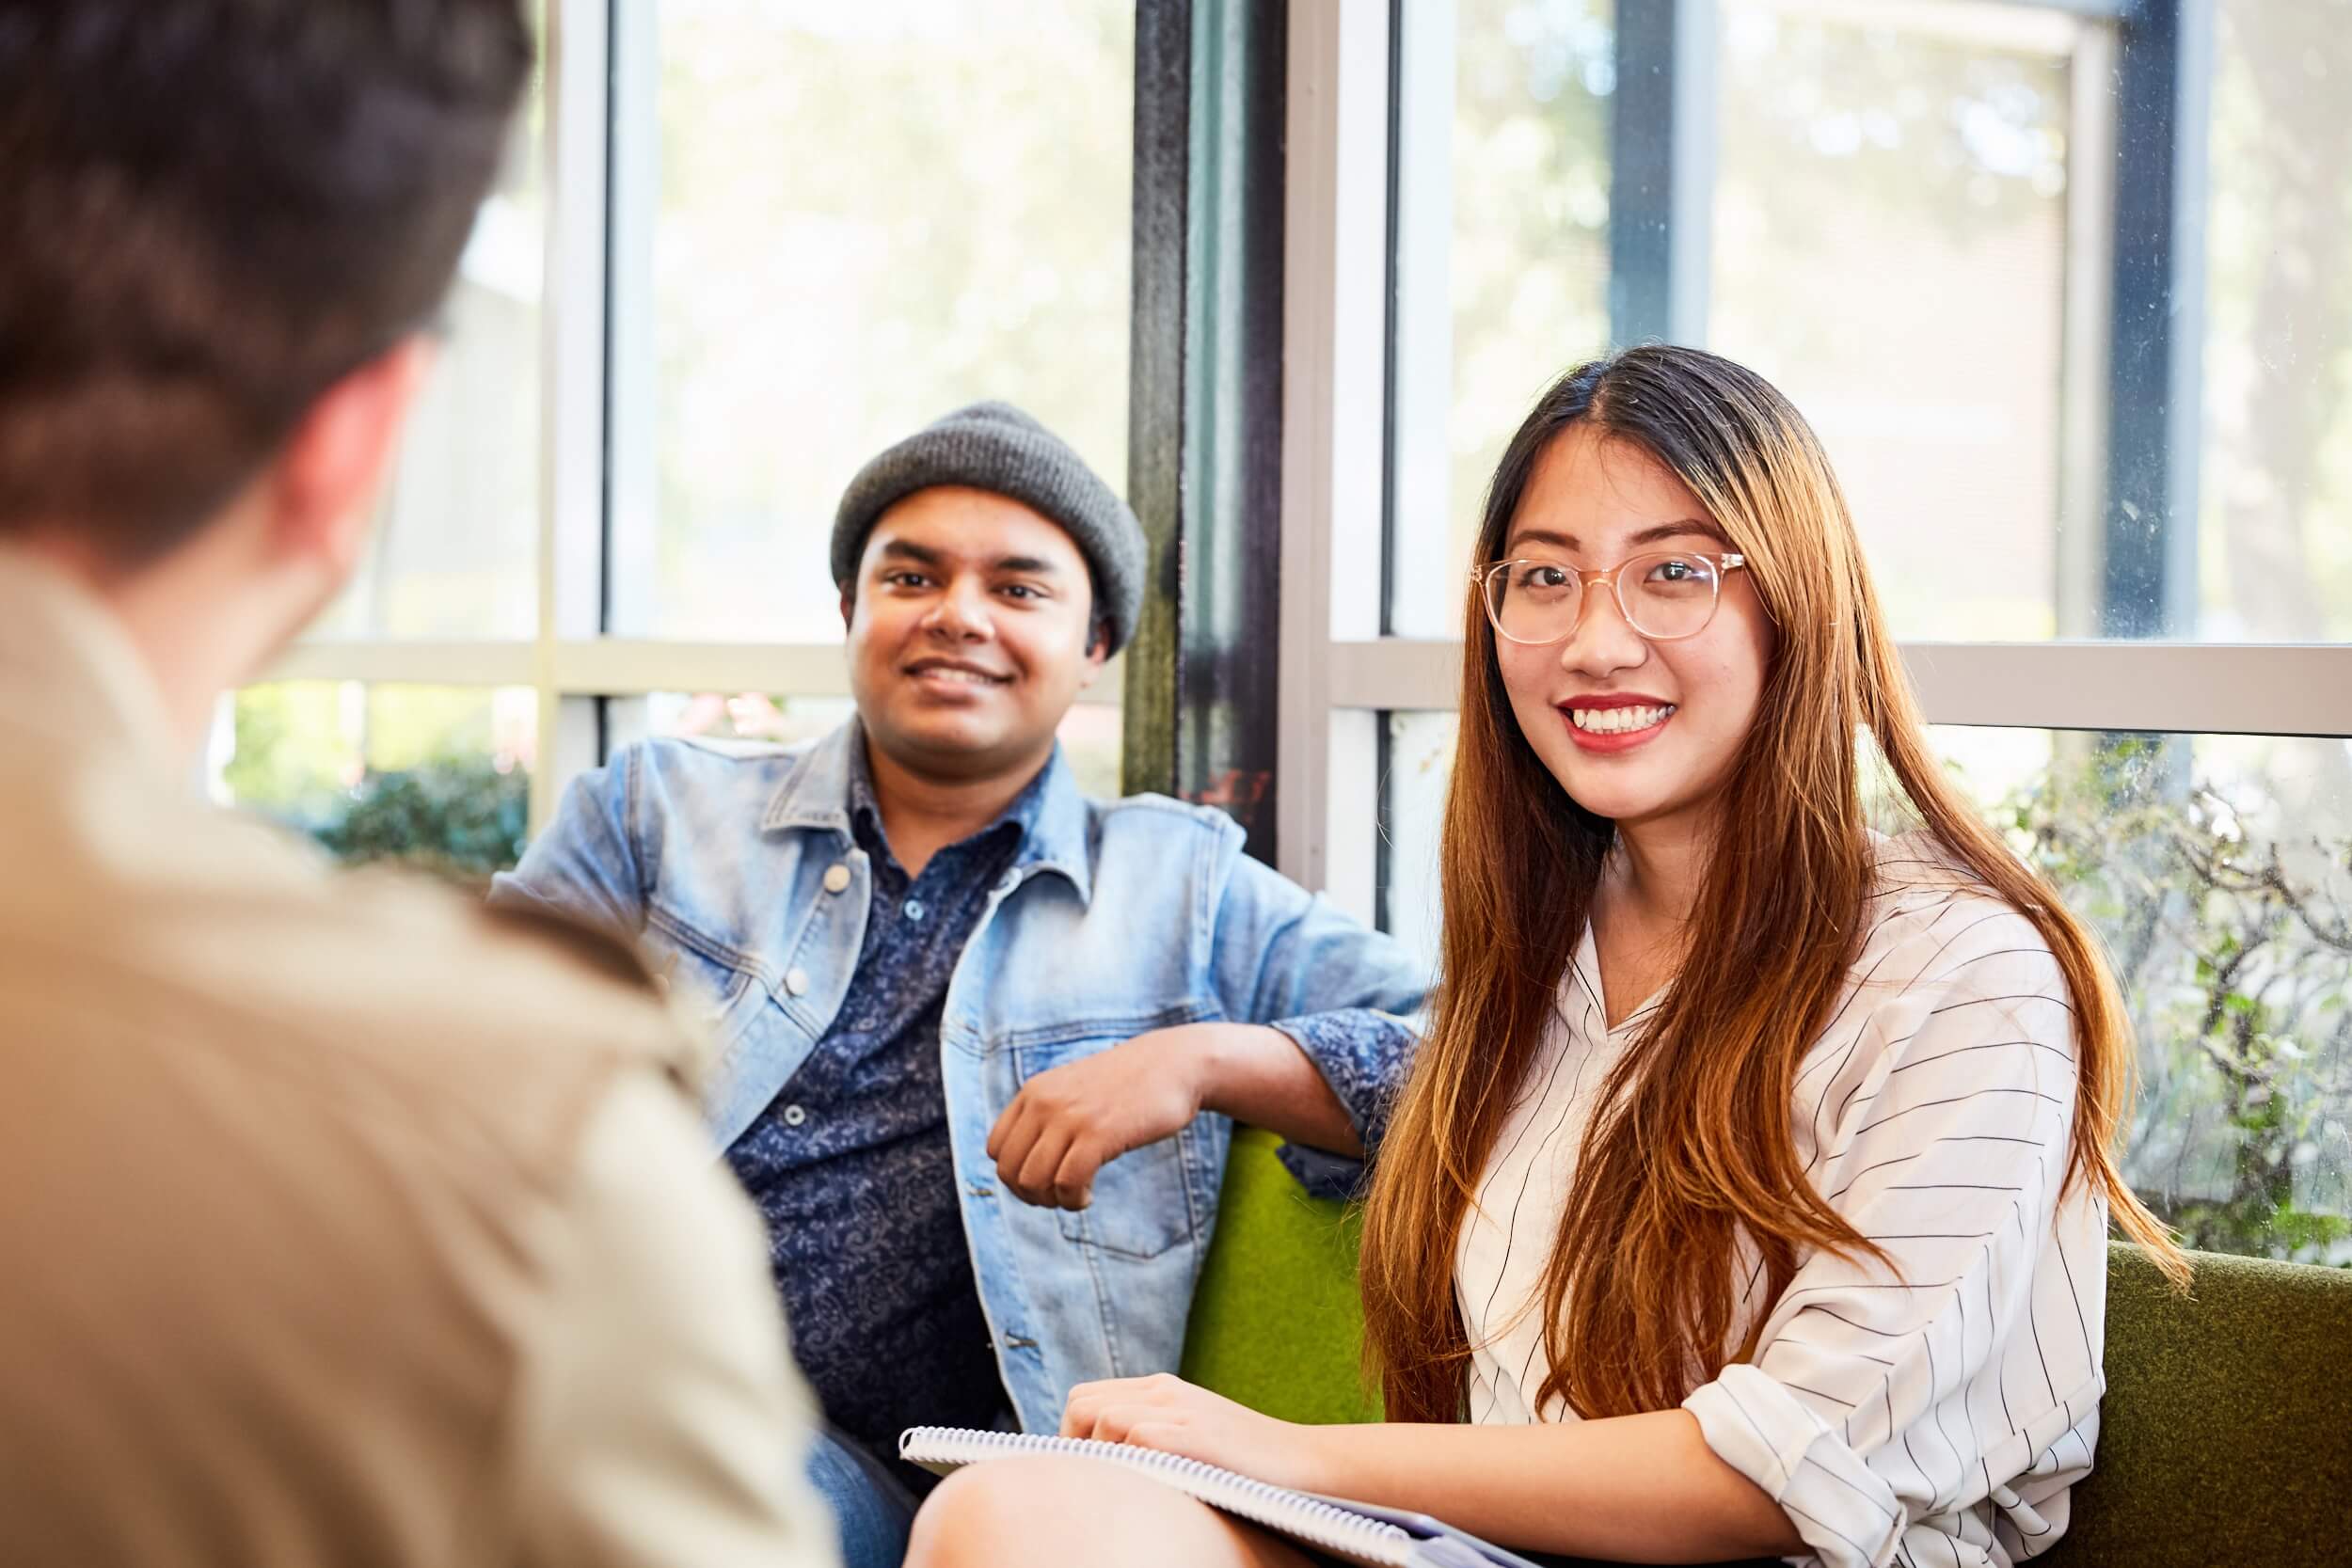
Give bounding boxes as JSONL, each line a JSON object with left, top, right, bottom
{"left": 784, "top": 967, "right": 811, "bottom": 997}
{"left": 822, "top": 863, "right": 851, "bottom": 895}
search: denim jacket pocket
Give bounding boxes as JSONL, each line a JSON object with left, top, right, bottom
{"left": 1060, "top": 1129, "right": 1196, "bottom": 1260}
{"left": 1013, "top": 1037, "right": 1199, "bottom": 1261}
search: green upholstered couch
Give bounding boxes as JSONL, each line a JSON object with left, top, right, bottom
{"left": 1180, "top": 1128, "right": 2352, "bottom": 1566}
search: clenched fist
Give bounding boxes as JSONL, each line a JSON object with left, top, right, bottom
{"left": 985, "top": 1022, "right": 1231, "bottom": 1210}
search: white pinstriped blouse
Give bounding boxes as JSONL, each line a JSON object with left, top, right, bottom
{"left": 1455, "top": 834, "right": 2106, "bottom": 1568}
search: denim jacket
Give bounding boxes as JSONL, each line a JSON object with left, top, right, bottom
{"left": 489, "top": 721, "right": 1427, "bottom": 1433}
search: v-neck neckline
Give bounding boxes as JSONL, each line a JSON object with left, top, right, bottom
{"left": 1572, "top": 923, "right": 1668, "bottom": 1036}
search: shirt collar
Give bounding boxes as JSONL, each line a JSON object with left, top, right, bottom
{"left": 0, "top": 544, "right": 182, "bottom": 780}
{"left": 762, "top": 718, "right": 1094, "bottom": 906}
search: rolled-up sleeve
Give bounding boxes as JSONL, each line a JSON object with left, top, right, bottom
{"left": 1683, "top": 913, "right": 2106, "bottom": 1568}
{"left": 1266, "top": 1008, "right": 1415, "bottom": 1198}
{"left": 1266, "top": 1008, "right": 1415, "bottom": 1155}
{"left": 1206, "top": 848, "right": 1429, "bottom": 1182}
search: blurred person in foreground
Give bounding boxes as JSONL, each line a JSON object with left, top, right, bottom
{"left": 492, "top": 401, "right": 1428, "bottom": 1567}
{"left": 0, "top": 5, "right": 834, "bottom": 1565}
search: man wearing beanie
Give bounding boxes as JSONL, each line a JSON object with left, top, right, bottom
{"left": 494, "top": 402, "right": 1425, "bottom": 1568}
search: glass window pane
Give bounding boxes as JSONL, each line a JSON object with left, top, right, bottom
{"left": 1380, "top": 709, "right": 1460, "bottom": 966}
{"left": 2200, "top": 2, "right": 2352, "bottom": 643}
{"left": 1933, "top": 725, "right": 2352, "bottom": 1264}
{"left": 1710, "top": 0, "right": 2077, "bottom": 641}
{"left": 1377, "top": 710, "right": 2352, "bottom": 1263}
{"left": 308, "top": 53, "right": 544, "bottom": 641}
{"left": 615, "top": 1, "right": 1135, "bottom": 643}
{"left": 644, "top": 694, "right": 1122, "bottom": 800}
{"left": 210, "top": 684, "right": 537, "bottom": 890}
{"left": 1384, "top": 0, "right": 2352, "bottom": 648}
{"left": 1389, "top": 0, "right": 1614, "bottom": 639}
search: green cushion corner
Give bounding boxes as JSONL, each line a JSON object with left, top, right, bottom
{"left": 2034, "top": 1243, "right": 2352, "bottom": 1568}
{"left": 1182, "top": 1127, "right": 1383, "bottom": 1425}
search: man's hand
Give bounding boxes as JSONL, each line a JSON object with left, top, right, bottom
{"left": 987, "top": 1021, "right": 1366, "bottom": 1211}
{"left": 985, "top": 1023, "right": 1229, "bottom": 1210}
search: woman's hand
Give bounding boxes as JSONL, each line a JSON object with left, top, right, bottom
{"left": 1060, "top": 1374, "right": 1338, "bottom": 1496}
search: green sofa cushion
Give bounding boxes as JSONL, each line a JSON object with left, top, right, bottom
{"left": 1185, "top": 1131, "right": 2352, "bottom": 1565}
{"left": 1181, "top": 1127, "right": 1381, "bottom": 1424}
{"left": 2035, "top": 1242, "right": 2352, "bottom": 1567}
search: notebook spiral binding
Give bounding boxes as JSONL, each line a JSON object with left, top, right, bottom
{"left": 898, "top": 1426, "right": 1417, "bottom": 1565}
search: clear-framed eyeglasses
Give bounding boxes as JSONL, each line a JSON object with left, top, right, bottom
{"left": 1473, "top": 550, "right": 1747, "bottom": 645}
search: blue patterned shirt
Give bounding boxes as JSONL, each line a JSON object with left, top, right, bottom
{"left": 723, "top": 752, "right": 1048, "bottom": 1488}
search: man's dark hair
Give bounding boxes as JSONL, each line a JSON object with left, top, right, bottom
{"left": 0, "top": 1, "right": 533, "bottom": 563}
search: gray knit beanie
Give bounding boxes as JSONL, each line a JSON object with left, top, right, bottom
{"left": 832, "top": 401, "right": 1147, "bottom": 655}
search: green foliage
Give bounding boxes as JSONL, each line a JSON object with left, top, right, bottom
{"left": 312, "top": 757, "right": 528, "bottom": 897}
{"left": 225, "top": 684, "right": 528, "bottom": 895}
{"left": 2002, "top": 737, "right": 2352, "bottom": 1266}
{"left": 223, "top": 684, "right": 351, "bottom": 819}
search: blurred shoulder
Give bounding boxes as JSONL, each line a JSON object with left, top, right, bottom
{"left": 326, "top": 863, "right": 709, "bottom": 1096}
{"left": 99, "top": 784, "right": 707, "bottom": 1139}
{"left": 1, "top": 761, "right": 718, "bottom": 1228}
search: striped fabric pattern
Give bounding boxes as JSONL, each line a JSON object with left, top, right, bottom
{"left": 1454, "top": 835, "right": 2106, "bottom": 1568}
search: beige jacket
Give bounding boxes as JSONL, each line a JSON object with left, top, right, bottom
{"left": 0, "top": 547, "right": 835, "bottom": 1568}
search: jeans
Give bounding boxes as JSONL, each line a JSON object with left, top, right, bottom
{"left": 806, "top": 1426, "right": 920, "bottom": 1568}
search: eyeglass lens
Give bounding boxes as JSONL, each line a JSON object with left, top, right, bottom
{"left": 1484, "top": 552, "right": 1723, "bottom": 643}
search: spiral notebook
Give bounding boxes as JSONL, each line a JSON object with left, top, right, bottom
{"left": 898, "top": 1427, "right": 1542, "bottom": 1568}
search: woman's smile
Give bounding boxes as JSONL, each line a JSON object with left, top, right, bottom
{"left": 1559, "top": 696, "right": 1678, "bottom": 752}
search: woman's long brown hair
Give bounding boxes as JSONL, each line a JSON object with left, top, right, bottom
{"left": 1359, "top": 345, "right": 2186, "bottom": 1424}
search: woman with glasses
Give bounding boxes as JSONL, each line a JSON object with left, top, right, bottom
{"left": 904, "top": 346, "right": 2184, "bottom": 1568}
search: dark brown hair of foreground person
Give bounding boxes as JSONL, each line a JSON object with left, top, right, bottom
{"left": 1359, "top": 344, "right": 2190, "bottom": 1425}
{"left": 0, "top": 0, "right": 531, "bottom": 563}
